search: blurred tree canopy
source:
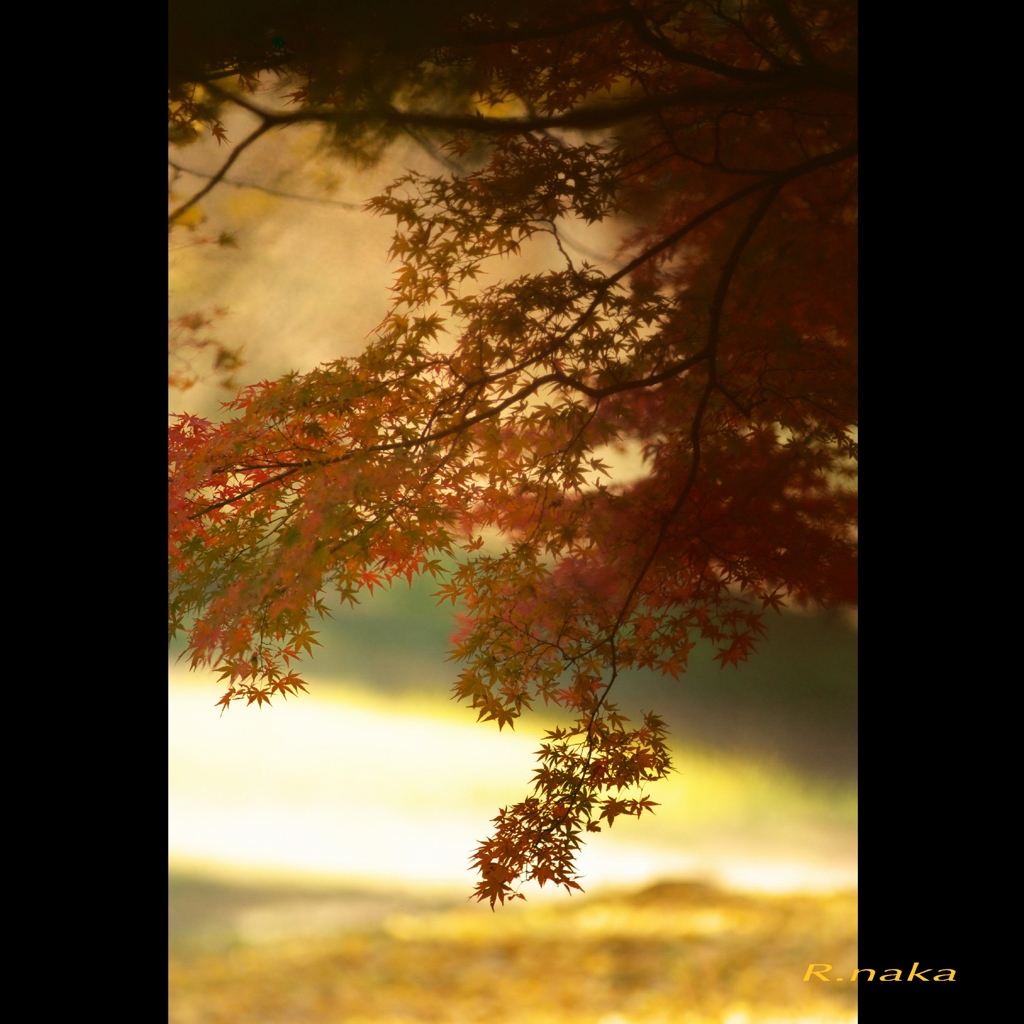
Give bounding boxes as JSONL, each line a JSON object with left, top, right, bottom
{"left": 170, "top": 0, "right": 485, "bottom": 148}
{"left": 169, "top": 0, "right": 857, "bottom": 906}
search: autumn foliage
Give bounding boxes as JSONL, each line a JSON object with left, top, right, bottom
{"left": 168, "top": 1, "right": 857, "bottom": 907}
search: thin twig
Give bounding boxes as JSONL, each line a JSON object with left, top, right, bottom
{"left": 168, "top": 160, "right": 362, "bottom": 209}
{"left": 575, "top": 180, "right": 788, "bottom": 781}
{"left": 168, "top": 120, "right": 276, "bottom": 226}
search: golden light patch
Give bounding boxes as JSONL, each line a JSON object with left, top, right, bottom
{"left": 170, "top": 882, "right": 858, "bottom": 1024}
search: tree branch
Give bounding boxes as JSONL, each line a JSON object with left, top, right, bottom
{"left": 183, "top": 144, "right": 853, "bottom": 520}
{"left": 168, "top": 120, "right": 276, "bottom": 226}
{"left": 710, "top": 1, "right": 788, "bottom": 69}
{"left": 618, "top": 3, "right": 793, "bottom": 81}
{"left": 576, "top": 177, "right": 788, "bottom": 757}
{"left": 209, "top": 71, "right": 854, "bottom": 137}
{"left": 451, "top": 138, "right": 854, "bottom": 405}
{"left": 705, "top": 182, "right": 786, "bottom": 368}
{"left": 188, "top": 466, "right": 304, "bottom": 518}
{"left": 606, "top": 138, "right": 857, "bottom": 287}
{"left": 763, "top": 0, "right": 819, "bottom": 67}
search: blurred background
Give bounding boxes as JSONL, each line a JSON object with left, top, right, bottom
{"left": 169, "top": 97, "right": 857, "bottom": 1023}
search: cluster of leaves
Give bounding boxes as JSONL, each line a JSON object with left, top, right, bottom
{"left": 168, "top": 308, "right": 243, "bottom": 394}
{"left": 169, "top": 0, "right": 857, "bottom": 906}
{"left": 169, "top": 0, "right": 488, "bottom": 158}
{"left": 168, "top": 83, "right": 232, "bottom": 148}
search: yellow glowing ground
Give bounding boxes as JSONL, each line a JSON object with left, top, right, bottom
{"left": 169, "top": 881, "right": 857, "bottom": 1024}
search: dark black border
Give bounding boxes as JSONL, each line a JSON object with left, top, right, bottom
{"left": 856, "top": 8, "right": 975, "bottom": 1016}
